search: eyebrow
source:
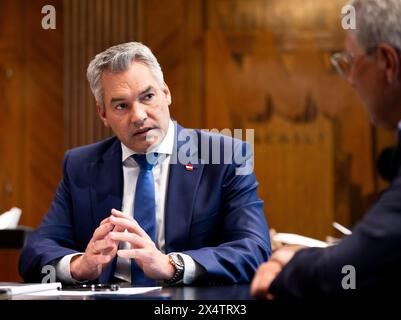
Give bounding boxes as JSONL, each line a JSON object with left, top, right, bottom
{"left": 109, "top": 86, "right": 155, "bottom": 105}
{"left": 139, "top": 86, "right": 155, "bottom": 96}
{"left": 110, "top": 97, "right": 127, "bottom": 105}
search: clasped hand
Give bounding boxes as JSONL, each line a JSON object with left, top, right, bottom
{"left": 70, "top": 209, "right": 174, "bottom": 281}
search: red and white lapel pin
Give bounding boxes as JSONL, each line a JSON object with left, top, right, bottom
{"left": 185, "top": 164, "right": 193, "bottom": 171}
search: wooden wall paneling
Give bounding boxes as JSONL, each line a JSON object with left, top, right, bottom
{"left": 0, "top": 0, "right": 25, "bottom": 49}
{"left": 183, "top": 0, "right": 205, "bottom": 129}
{"left": 203, "top": 0, "right": 395, "bottom": 237}
{"left": 0, "top": 250, "right": 22, "bottom": 282}
{"left": 79, "top": 0, "right": 87, "bottom": 149}
{"left": 86, "top": 0, "right": 95, "bottom": 144}
{"left": 64, "top": 0, "right": 72, "bottom": 149}
{"left": 93, "top": 0, "right": 104, "bottom": 142}
{"left": 248, "top": 116, "right": 336, "bottom": 239}
{"left": 0, "top": 0, "right": 64, "bottom": 243}
{"left": 64, "top": 0, "right": 142, "bottom": 149}
{"left": 204, "top": 29, "right": 337, "bottom": 238}
{"left": 23, "top": 0, "right": 64, "bottom": 227}
{"left": 0, "top": 55, "right": 25, "bottom": 216}
{"left": 141, "top": 0, "right": 205, "bottom": 129}
{"left": 0, "top": 0, "right": 25, "bottom": 216}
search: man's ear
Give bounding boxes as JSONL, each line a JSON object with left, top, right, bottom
{"left": 378, "top": 43, "right": 401, "bottom": 84}
{"left": 97, "top": 104, "right": 109, "bottom": 127}
{"left": 162, "top": 82, "right": 172, "bottom": 106}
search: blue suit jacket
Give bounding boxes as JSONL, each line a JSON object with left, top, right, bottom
{"left": 20, "top": 124, "right": 270, "bottom": 283}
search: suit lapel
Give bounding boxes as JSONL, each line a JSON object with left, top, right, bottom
{"left": 164, "top": 124, "right": 204, "bottom": 252}
{"left": 89, "top": 139, "right": 123, "bottom": 226}
{"left": 89, "top": 138, "right": 123, "bottom": 283}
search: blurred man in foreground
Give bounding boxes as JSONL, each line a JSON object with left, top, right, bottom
{"left": 251, "top": 0, "right": 401, "bottom": 300}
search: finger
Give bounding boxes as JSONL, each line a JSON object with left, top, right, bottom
{"left": 100, "top": 217, "right": 111, "bottom": 225}
{"left": 92, "top": 222, "right": 115, "bottom": 241}
{"left": 259, "top": 269, "right": 275, "bottom": 295}
{"left": 251, "top": 263, "right": 274, "bottom": 298}
{"left": 111, "top": 208, "right": 133, "bottom": 221}
{"left": 256, "top": 262, "right": 281, "bottom": 298}
{"left": 113, "top": 224, "right": 126, "bottom": 233}
{"left": 250, "top": 266, "right": 265, "bottom": 297}
{"left": 266, "top": 293, "right": 275, "bottom": 300}
{"left": 111, "top": 209, "right": 149, "bottom": 237}
{"left": 93, "top": 238, "right": 117, "bottom": 253}
{"left": 109, "top": 231, "right": 149, "bottom": 248}
{"left": 104, "top": 230, "right": 123, "bottom": 248}
{"left": 250, "top": 272, "right": 260, "bottom": 296}
{"left": 105, "top": 244, "right": 118, "bottom": 256}
{"left": 117, "top": 248, "right": 149, "bottom": 261}
{"left": 109, "top": 216, "right": 148, "bottom": 238}
{"left": 117, "top": 249, "right": 137, "bottom": 259}
{"left": 102, "top": 245, "right": 118, "bottom": 263}
{"left": 90, "top": 253, "right": 115, "bottom": 265}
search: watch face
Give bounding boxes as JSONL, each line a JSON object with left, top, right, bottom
{"left": 171, "top": 254, "right": 184, "bottom": 269}
{"left": 167, "top": 254, "right": 184, "bottom": 284}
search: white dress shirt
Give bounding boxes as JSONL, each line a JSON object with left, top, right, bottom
{"left": 56, "top": 119, "right": 200, "bottom": 284}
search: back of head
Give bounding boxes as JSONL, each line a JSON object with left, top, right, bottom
{"left": 350, "top": 0, "right": 401, "bottom": 51}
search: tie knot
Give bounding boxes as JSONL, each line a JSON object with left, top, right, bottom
{"left": 132, "top": 153, "right": 159, "bottom": 171}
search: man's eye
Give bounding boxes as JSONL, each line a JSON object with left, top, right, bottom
{"left": 143, "top": 93, "right": 155, "bottom": 101}
{"left": 116, "top": 103, "right": 128, "bottom": 110}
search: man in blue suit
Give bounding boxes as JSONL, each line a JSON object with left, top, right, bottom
{"left": 19, "top": 42, "right": 270, "bottom": 285}
{"left": 251, "top": 0, "right": 401, "bottom": 300}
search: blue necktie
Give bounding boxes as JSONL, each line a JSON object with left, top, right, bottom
{"left": 130, "top": 153, "right": 158, "bottom": 286}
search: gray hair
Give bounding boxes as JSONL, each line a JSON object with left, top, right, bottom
{"left": 86, "top": 42, "right": 164, "bottom": 107}
{"left": 350, "top": 0, "right": 401, "bottom": 51}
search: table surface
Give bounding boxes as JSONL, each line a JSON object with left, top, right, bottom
{"left": 7, "top": 284, "right": 253, "bottom": 300}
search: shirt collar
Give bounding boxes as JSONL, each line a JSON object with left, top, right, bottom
{"left": 121, "top": 119, "right": 175, "bottom": 163}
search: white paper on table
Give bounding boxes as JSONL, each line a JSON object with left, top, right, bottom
{"left": 0, "top": 207, "right": 22, "bottom": 229}
{"left": 0, "top": 282, "right": 62, "bottom": 295}
{"left": 27, "top": 286, "right": 162, "bottom": 297}
{"left": 273, "top": 233, "right": 328, "bottom": 248}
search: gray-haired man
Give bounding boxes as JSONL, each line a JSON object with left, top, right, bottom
{"left": 251, "top": 0, "right": 401, "bottom": 300}
{"left": 20, "top": 42, "right": 271, "bottom": 286}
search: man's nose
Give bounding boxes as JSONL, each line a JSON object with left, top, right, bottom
{"left": 130, "top": 103, "right": 147, "bottom": 126}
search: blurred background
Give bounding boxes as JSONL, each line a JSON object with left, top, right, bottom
{"left": 0, "top": 0, "right": 397, "bottom": 279}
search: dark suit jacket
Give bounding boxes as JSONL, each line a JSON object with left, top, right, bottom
{"left": 19, "top": 123, "right": 271, "bottom": 284}
{"left": 270, "top": 150, "right": 401, "bottom": 300}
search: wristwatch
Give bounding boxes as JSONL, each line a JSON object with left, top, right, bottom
{"left": 166, "top": 253, "right": 185, "bottom": 285}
